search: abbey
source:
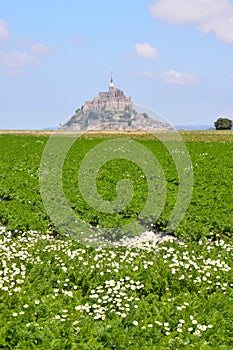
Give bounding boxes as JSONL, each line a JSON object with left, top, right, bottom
{"left": 59, "top": 76, "right": 172, "bottom": 131}
{"left": 83, "top": 76, "right": 133, "bottom": 113}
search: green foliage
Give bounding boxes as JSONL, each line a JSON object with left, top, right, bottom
{"left": 1, "top": 134, "right": 233, "bottom": 240}
{"left": 123, "top": 111, "right": 131, "bottom": 119}
{"left": 142, "top": 112, "right": 149, "bottom": 119}
{"left": 0, "top": 135, "right": 50, "bottom": 232}
{"left": 0, "top": 228, "right": 232, "bottom": 349}
{"left": 1, "top": 133, "right": 233, "bottom": 348}
{"left": 214, "top": 117, "right": 232, "bottom": 130}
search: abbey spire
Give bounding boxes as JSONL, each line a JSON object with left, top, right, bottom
{"left": 109, "top": 72, "right": 114, "bottom": 88}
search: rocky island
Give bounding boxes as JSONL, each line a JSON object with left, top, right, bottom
{"left": 59, "top": 76, "right": 172, "bottom": 131}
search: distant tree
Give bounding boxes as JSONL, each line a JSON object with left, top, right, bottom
{"left": 142, "top": 112, "right": 149, "bottom": 119}
{"left": 214, "top": 117, "right": 232, "bottom": 130}
{"left": 123, "top": 111, "right": 131, "bottom": 118}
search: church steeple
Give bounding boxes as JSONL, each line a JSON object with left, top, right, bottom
{"left": 109, "top": 72, "right": 114, "bottom": 88}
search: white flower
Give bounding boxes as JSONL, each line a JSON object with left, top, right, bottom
{"left": 133, "top": 320, "right": 138, "bottom": 326}
{"left": 197, "top": 324, "right": 207, "bottom": 331}
{"left": 193, "top": 329, "right": 202, "bottom": 336}
{"left": 75, "top": 306, "right": 82, "bottom": 311}
{"left": 90, "top": 294, "right": 99, "bottom": 299}
{"left": 62, "top": 290, "right": 73, "bottom": 297}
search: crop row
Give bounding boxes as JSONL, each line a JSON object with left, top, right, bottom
{"left": 0, "top": 134, "right": 233, "bottom": 241}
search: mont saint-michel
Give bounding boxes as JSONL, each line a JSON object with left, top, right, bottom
{"left": 60, "top": 77, "right": 172, "bottom": 131}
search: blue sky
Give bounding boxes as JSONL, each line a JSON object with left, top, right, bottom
{"left": 1, "top": 0, "right": 233, "bottom": 129}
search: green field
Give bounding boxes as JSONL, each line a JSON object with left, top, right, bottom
{"left": 1, "top": 133, "right": 233, "bottom": 240}
{"left": 0, "top": 132, "right": 233, "bottom": 349}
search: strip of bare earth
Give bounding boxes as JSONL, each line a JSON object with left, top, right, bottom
{"left": 1, "top": 129, "right": 233, "bottom": 142}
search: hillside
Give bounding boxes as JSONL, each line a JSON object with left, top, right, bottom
{"left": 59, "top": 77, "right": 172, "bottom": 131}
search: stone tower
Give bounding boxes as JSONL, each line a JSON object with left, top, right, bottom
{"left": 109, "top": 73, "right": 115, "bottom": 98}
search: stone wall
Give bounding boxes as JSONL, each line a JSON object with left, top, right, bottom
{"left": 83, "top": 86, "right": 133, "bottom": 113}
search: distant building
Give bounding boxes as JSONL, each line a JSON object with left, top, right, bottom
{"left": 82, "top": 75, "right": 133, "bottom": 114}
{"left": 59, "top": 75, "right": 172, "bottom": 131}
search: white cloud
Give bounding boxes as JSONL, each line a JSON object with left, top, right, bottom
{"left": 0, "top": 51, "right": 38, "bottom": 68}
{"left": 140, "top": 70, "right": 156, "bottom": 78}
{"left": 149, "top": 0, "right": 231, "bottom": 24}
{"left": 135, "top": 42, "right": 160, "bottom": 59}
{"left": 0, "top": 19, "right": 10, "bottom": 40}
{"left": 140, "top": 68, "right": 198, "bottom": 83}
{"left": 200, "top": 16, "right": 233, "bottom": 43}
{"left": 160, "top": 69, "right": 198, "bottom": 84}
{"left": 0, "top": 19, "right": 58, "bottom": 76}
{"left": 149, "top": 0, "right": 233, "bottom": 43}
{"left": 0, "top": 43, "right": 57, "bottom": 76}
{"left": 30, "top": 43, "right": 57, "bottom": 57}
